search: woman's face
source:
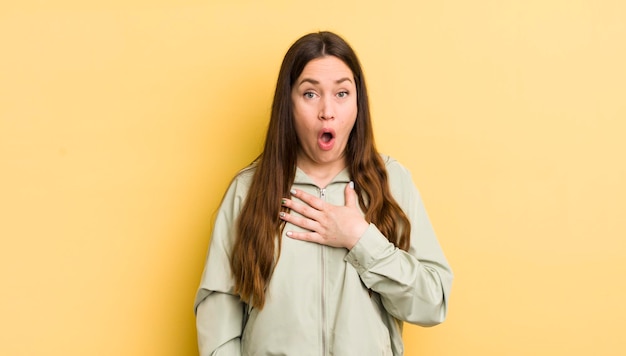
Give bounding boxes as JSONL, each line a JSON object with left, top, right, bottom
{"left": 291, "top": 56, "right": 358, "bottom": 172}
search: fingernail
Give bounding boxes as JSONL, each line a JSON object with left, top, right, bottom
{"left": 290, "top": 189, "right": 297, "bottom": 195}
{"left": 281, "top": 199, "right": 286, "bottom": 205}
{"left": 279, "top": 212, "right": 285, "bottom": 218}
{"left": 349, "top": 181, "right": 354, "bottom": 189}
{"left": 286, "top": 231, "right": 292, "bottom": 237}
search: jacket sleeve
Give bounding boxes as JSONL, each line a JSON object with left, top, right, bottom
{"left": 194, "top": 174, "right": 249, "bottom": 355}
{"left": 344, "top": 159, "right": 453, "bottom": 326}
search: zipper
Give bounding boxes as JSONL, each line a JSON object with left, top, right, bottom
{"left": 319, "top": 187, "right": 327, "bottom": 356}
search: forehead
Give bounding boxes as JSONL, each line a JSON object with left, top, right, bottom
{"left": 298, "top": 56, "right": 354, "bottom": 81}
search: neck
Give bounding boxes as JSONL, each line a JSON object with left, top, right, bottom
{"left": 296, "top": 157, "right": 347, "bottom": 188}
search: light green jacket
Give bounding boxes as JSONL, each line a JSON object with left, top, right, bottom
{"left": 195, "top": 156, "right": 453, "bottom": 356}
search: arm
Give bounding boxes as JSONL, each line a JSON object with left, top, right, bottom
{"left": 195, "top": 292, "right": 243, "bottom": 355}
{"left": 344, "top": 160, "right": 453, "bottom": 326}
{"left": 194, "top": 172, "right": 251, "bottom": 355}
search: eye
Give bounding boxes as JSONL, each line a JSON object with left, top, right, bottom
{"left": 337, "top": 91, "right": 349, "bottom": 98}
{"left": 304, "top": 92, "right": 316, "bottom": 99}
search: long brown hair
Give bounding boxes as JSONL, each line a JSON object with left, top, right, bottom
{"left": 231, "top": 31, "right": 411, "bottom": 308}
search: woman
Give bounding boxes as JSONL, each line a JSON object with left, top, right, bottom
{"left": 195, "top": 31, "right": 452, "bottom": 356}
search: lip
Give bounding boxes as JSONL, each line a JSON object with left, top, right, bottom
{"left": 317, "top": 128, "right": 336, "bottom": 151}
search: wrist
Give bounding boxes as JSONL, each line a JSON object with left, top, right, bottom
{"left": 347, "top": 221, "right": 369, "bottom": 250}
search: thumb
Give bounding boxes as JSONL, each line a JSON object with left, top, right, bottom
{"left": 344, "top": 181, "right": 358, "bottom": 208}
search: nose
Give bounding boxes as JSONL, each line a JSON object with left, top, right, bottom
{"left": 318, "top": 96, "right": 335, "bottom": 120}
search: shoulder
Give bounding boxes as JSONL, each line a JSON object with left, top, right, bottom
{"left": 379, "top": 154, "right": 420, "bottom": 203}
{"left": 380, "top": 154, "right": 413, "bottom": 181}
{"left": 218, "top": 161, "right": 258, "bottom": 211}
{"left": 232, "top": 161, "right": 257, "bottom": 188}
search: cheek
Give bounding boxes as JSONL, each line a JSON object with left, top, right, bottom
{"left": 293, "top": 104, "right": 317, "bottom": 129}
{"left": 341, "top": 103, "right": 358, "bottom": 129}
{"left": 292, "top": 101, "right": 310, "bottom": 123}
{"left": 292, "top": 115, "right": 312, "bottom": 143}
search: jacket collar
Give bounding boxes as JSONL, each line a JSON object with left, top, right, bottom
{"left": 294, "top": 166, "right": 351, "bottom": 187}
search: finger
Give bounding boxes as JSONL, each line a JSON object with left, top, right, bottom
{"left": 282, "top": 198, "right": 323, "bottom": 221}
{"left": 290, "top": 188, "right": 324, "bottom": 210}
{"left": 279, "top": 211, "right": 319, "bottom": 232}
{"left": 344, "top": 181, "right": 358, "bottom": 208}
{"left": 285, "top": 230, "right": 322, "bottom": 244}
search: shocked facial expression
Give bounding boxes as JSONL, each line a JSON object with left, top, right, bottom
{"left": 291, "top": 56, "right": 358, "bottom": 172}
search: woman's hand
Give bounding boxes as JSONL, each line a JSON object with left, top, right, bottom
{"left": 279, "top": 182, "right": 369, "bottom": 250}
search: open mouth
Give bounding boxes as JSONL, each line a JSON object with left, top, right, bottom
{"left": 318, "top": 129, "right": 336, "bottom": 150}
{"left": 321, "top": 132, "right": 333, "bottom": 143}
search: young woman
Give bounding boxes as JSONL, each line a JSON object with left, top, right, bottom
{"left": 195, "top": 31, "right": 453, "bottom": 356}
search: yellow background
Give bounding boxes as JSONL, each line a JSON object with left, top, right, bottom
{"left": 1, "top": 1, "right": 625, "bottom": 355}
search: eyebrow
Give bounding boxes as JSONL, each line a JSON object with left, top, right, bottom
{"left": 298, "top": 77, "right": 353, "bottom": 86}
